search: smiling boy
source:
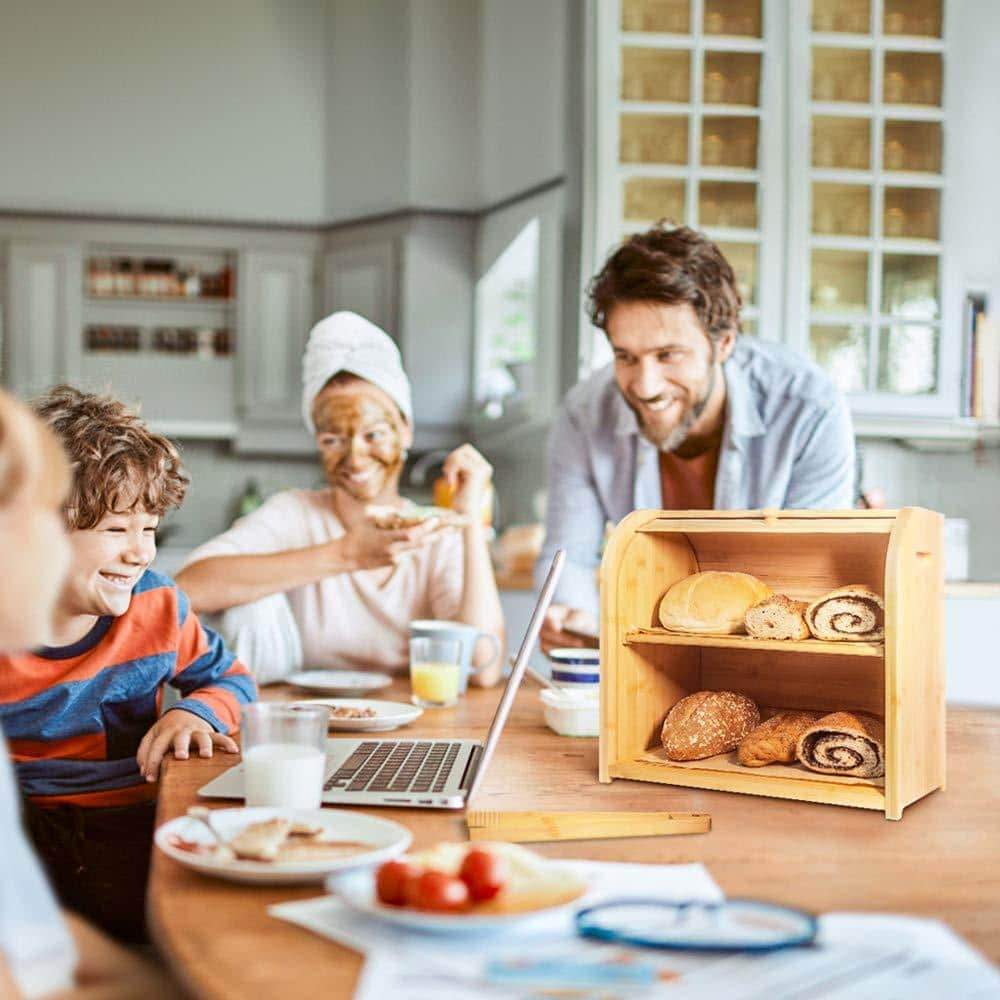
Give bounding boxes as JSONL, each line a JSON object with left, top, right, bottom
{"left": 0, "top": 385, "right": 256, "bottom": 941}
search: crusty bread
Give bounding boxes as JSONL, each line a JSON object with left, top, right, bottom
{"left": 658, "top": 572, "right": 772, "bottom": 635}
{"left": 737, "top": 710, "right": 823, "bottom": 767}
{"left": 661, "top": 691, "right": 761, "bottom": 761}
{"left": 367, "top": 505, "right": 465, "bottom": 530}
{"left": 404, "top": 841, "right": 586, "bottom": 914}
{"left": 745, "top": 594, "right": 810, "bottom": 641}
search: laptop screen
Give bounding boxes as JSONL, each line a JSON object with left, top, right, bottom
{"left": 466, "top": 550, "right": 565, "bottom": 801}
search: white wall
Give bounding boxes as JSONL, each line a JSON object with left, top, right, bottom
{"left": 0, "top": 0, "right": 329, "bottom": 223}
{"left": 479, "top": 0, "right": 568, "bottom": 205}
{"left": 325, "top": 0, "right": 410, "bottom": 221}
{"left": 407, "top": 0, "right": 481, "bottom": 209}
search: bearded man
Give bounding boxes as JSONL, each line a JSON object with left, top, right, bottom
{"left": 537, "top": 225, "right": 855, "bottom": 651}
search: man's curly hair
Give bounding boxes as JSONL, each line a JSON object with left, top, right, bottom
{"left": 31, "top": 385, "right": 189, "bottom": 529}
{"left": 587, "top": 224, "right": 742, "bottom": 339}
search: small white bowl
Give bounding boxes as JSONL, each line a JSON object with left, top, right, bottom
{"left": 540, "top": 688, "right": 599, "bottom": 737}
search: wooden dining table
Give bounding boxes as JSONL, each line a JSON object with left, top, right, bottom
{"left": 149, "top": 681, "right": 1000, "bottom": 998}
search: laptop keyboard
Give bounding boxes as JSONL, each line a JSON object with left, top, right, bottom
{"left": 324, "top": 741, "right": 463, "bottom": 795}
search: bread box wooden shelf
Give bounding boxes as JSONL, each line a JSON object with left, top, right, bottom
{"left": 599, "top": 508, "right": 944, "bottom": 820}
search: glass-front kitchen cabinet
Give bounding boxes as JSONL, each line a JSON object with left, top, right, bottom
{"left": 592, "top": 0, "right": 966, "bottom": 433}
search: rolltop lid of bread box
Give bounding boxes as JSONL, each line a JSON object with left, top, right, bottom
{"left": 598, "top": 507, "right": 945, "bottom": 820}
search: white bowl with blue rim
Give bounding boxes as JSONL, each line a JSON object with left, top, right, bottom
{"left": 546, "top": 648, "right": 600, "bottom": 689}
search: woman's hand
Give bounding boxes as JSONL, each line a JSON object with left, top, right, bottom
{"left": 337, "top": 515, "right": 443, "bottom": 572}
{"left": 442, "top": 444, "right": 493, "bottom": 518}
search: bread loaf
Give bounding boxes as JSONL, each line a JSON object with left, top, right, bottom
{"left": 805, "top": 586, "right": 884, "bottom": 642}
{"left": 796, "top": 711, "right": 885, "bottom": 778}
{"left": 744, "top": 594, "right": 810, "bottom": 640}
{"left": 661, "top": 691, "right": 761, "bottom": 761}
{"left": 737, "top": 710, "right": 823, "bottom": 767}
{"left": 658, "top": 572, "right": 771, "bottom": 635}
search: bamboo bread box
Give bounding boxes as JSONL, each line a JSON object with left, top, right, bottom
{"left": 598, "top": 508, "right": 945, "bottom": 820}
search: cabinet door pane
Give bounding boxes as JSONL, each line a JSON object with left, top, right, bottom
{"left": 810, "top": 323, "right": 869, "bottom": 393}
{"left": 621, "top": 0, "right": 691, "bottom": 33}
{"left": 812, "top": 0, "right": 870, "bottom": 33}
{"left": 812, "top": 183, "right": 871, "bottom": 236}
{"left": 717, "top": 242, "right": 758, "bottom": 306}
{"left": 699, "top": 181, "right": 758, "bottom": 228}
{"left": 621, "top": 48, "right": 691, "bottom": 102}
{"left": 701, "top": 116, "right": 759, "bottom": 168}
{"left": 883, "top": 187, "right": 940, "bottom": 240}
{"left": 811, "top": 250, "right": 869, "bottom": 312}
{"left": 812, "top": 116, "right": 871, "bottom": 169}
{"left": 877, "top": 324, "right": 938, "bottom": 394}
{"left": 812, "top": 48, "right": 871, "bottom": 102}
{"left": 883, "top": 52, "right": 943, "bottom": 106}
{"left": 883, "top": 0, "right": 943, "bottom": 38}
{"left": 703, "top": 51, "right": 761, "bottom": 105}
{"left": 624, "top": 178, "right": 685, "bottom": 222}
{"left": 881, "top": 254, "right": 939, "bottom": 319}
{"left": 704, "top": 0, "right": 761, "bottom": 37}
{"left": 620, "top": 114, "right": 689, "bottom": 164}
{"left": 883, "top": 120, "right": 943, "bottom": 173}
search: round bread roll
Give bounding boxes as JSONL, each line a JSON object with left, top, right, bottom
{"left": 658, "top": 571, "right": 772, "bottom": 635}
{"left": 661, "top": 690, "right": 761, "bottom": 761}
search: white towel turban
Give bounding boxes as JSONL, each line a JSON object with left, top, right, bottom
{"left": 301, "top": 312, "right": 413, "bottom": 433}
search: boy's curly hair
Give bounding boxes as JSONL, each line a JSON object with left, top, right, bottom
{"left": 31, "top": 385, "right": 189, "bottom": 529}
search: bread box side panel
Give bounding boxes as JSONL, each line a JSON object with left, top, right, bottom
{"left": 884, "top": 507, "right": 946, "bottom": 819}
{"left": 600, "top": 513, "right": 699, "bottom": 781}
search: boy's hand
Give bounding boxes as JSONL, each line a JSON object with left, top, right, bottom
{"left": 137, "top": 708, "right": 238, "bottom": 782}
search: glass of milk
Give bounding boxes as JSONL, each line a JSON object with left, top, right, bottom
{"left": 241, "top": 704, "right": 328, "bottom": 809}
{"left": 409, "top": 637, "right": 463, "bottom": 707}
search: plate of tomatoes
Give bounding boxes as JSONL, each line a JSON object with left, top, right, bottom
{"left": 326, "top": 841, "right": 587, "bottom": 933}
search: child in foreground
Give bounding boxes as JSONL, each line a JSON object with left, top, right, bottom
{"left": 0, "top": 385, "right": 257, "bottom": 942}
{"left": 0, "top": 388, "right": 175, "bottom": 998}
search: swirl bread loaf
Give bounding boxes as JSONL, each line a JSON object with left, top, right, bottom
{"left": 657, "top": 572, "right": 772, "bottom": 635}
{"left": 661, "top": 691, "right": 761, "bottom": 761}
{"left": 796, "top": 711, "right": 885, "bottom": 778}
{"left": 806, "top": 586, "right": 884, "bottom": 642}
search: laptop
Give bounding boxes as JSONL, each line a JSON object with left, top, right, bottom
{"left": 198, "top": 550, "right": 565, "bottom": 810}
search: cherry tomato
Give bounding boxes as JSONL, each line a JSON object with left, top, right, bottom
{"left": 376, "top": 860, "right": 422, "bottom": 906}
{"left": 459, "top": 848, "right": 508, "bottom": 902}
{"left": 411, "top": 869, "right": 470, "bottom": 912}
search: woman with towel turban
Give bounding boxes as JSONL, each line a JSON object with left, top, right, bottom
{"left": 175, "top": 312, "right": 504, "bottom": 686}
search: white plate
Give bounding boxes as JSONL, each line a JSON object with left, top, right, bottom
{"left": 155, "top": 807, "right": 411, "bottom": 885}
{"left": 287, "top": 670, "right": 393, "bottom": 696}
{"left": 290, "top": 698, "right": 423, "bottom": 732}
{"left": 326, "top": 866, "right": 584, "bottom": 934}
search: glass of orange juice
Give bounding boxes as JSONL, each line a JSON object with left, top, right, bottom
{"left": 409, "top": 637, "right": 463, "bottom": 708}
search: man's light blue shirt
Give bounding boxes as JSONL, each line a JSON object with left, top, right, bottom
{"left": 536, "top": 336, "right": 856, "bottom": 616}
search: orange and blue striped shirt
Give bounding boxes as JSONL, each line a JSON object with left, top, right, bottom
{"left": 0, "top": 570, "right": 256, "bottom": 808}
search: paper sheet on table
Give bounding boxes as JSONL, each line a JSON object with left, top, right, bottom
{"left": 270, "top": 861, "right": 1000, "bottom": 999}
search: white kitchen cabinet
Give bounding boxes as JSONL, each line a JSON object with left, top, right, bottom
{"left": 322, "top": 239, "right": 398, "bottom": 336}
{"left": 2, "top": 241, "right": 82, "bottom": 397}
{"left": 590, "top": 0, "right": 956, "bottom": 425}
{"left": 235, "top": 249, "right": 316, "bottom": 452}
